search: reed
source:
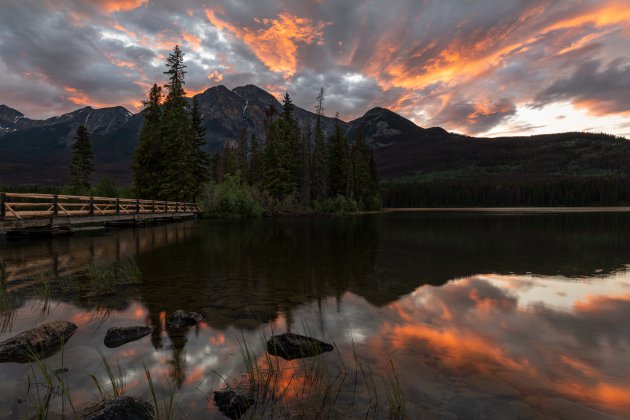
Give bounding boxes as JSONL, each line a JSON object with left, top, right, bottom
{"left": 86, "top": 259, "right": 118, "bottom": 294}
{"left": 215, "top": 326, "right": 406, "bottom": 419}
{"left": 383, "top": 360, "right": 408, "bottom": 419}
{"left": 144, "top": 363, "right": 178, "bottom": 420}
{"left": 21, "top": 340, "right": 75, "bottom": 419}
{"left": 88, "top": 351, "right": 126, "bottom": 399}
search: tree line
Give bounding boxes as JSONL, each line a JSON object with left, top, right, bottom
{"left": 381, "top": 175, "right": 630, "bottom": 207}
{"left": 209, "top": 88, "right": 380, "bottom": 211}
{"left": 131, "top": 45, "right": 379, "bottom": 212}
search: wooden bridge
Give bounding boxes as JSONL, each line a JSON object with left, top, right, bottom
{"left": 0, "top": 192, "right": 201, "bottom": 235}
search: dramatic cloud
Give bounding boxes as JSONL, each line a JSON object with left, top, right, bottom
{"left": 1, "top": 0, "right": 629, "bottom": 136}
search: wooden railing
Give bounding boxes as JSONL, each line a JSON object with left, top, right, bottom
{"left": 0, "top": 192, "right": 200, "bottom": 220}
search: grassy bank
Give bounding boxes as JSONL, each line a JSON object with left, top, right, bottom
{"left": 200, "top": 174, "right": 378, "bottom": 218}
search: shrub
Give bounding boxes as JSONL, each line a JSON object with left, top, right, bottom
{"left": 202, "top": 174, "right": 265, "bottom": 217}
{"left": 314, "top": 195, "right": 359, "bottom": 215}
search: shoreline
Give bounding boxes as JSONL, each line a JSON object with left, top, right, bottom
{"left": 384, "top": 207, "right": 630, "bottom": 213}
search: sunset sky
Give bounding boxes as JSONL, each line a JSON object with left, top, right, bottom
{"left": 1, "top": 0, "right": 629, "bottom": 137}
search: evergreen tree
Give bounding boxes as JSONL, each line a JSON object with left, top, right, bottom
{"left": 300, "top": 122, "right": 311, "bottom": 204}
{"left": 133, "top": 83, "right": 163, "bottom": 198}
{"left": 222, "top": 142, "right": 239, "bottom": 177}
{"left": 351, "top": 131, "right": 377, "bottom": 209}
{"left": 263, "top": 94, "right": 300, "bottom": 199}
{"left": 248, "top": 134, "right": 263, "bottom": 186}
{"left": 190, "top": 96, "right": 210, "bottom": 199}
{"left": 311, "top": 87, "right": 328, "bottom": 201}
{"left": 70, "top": 125, "right": 94, "bottom": 192}
{"left": 366, "top": 148, "right": 381, "bottom": 210}
{"left": 209, "top": 150, "right": 223, "bottom": 182}
{"left": 236, "top": 128, "right": 248, "bottom": 180}
{"left": 159, "top": 45, "right": 194, "bottom": 201}
{"left": 327, "top": 117, "right": 350, "bottom": 197}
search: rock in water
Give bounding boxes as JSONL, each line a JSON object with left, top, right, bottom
{"left": 266, "top": 332, "right": 334, "bottom": 360}
{"left": 82, "top": 396, "right": 154, "bottom": 420}
{"left": 104, "top": 326, "right": 152, "bottom": 348}
{"left": 213, "top": 389, "right": 254, "bottom": 419}
{"left": 167, "top": 310, "right": 203, "bottom": 329}
{"left": 0, "top": 321, "right": 77, "bottom": 363}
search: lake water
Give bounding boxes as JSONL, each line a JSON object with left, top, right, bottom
{"left": 1, "top": 212, "right": 629, "bottom": 419}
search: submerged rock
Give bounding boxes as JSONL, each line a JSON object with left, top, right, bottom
{"left": 0, "top": 321, "right": 77, "bottom": 363}
{"left": 82, "top": 395, "right": 154, "bottom": 420}
{"left": 167, "top": 310, "right": 203, "bottom": 329}
{"left": 213, "top": 389, "right": 254, "bottom": 419}
{"left": 266, "top": 332, "right": 334, "bottom": 360}
{"left": 104, "top": 326, "right": 152, "bottom": 348}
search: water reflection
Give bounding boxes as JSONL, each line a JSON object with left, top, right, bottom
{"left": 0, "top": 213, "right": 629, "bottom": 418}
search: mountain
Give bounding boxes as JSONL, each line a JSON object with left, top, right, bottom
{"left": 0, "top": 84, "right": 346, "bottom": 184}
{"left": 1, "top": 84, "right": 629, "bottom": 185}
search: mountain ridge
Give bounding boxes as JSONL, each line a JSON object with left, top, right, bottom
{"left": 1, "top": 84, "right": 629, "bottom": 185}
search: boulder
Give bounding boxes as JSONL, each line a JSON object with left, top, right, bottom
{"left": 82, "top": 395, "right": 154, "bottom": 420}
{"left": 213, "top": 389, "right": 254, "bottom": 419}
{"left": 167, "top": 310, "right": 203, "bottom": 329}
{"left": 104, "top": 326, "right": 152, "bottom": 348}
{"left": 0, "top": 321, "right": 77, "bottom": 363}
{"left": 266, "top": 332, "right": 334, "bottom": 360}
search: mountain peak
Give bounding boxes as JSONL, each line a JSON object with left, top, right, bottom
{"left": 0, "top": 104, "right": 24, "bottom": 119}
{"left": 233, "top": 84, "right": 279, "bottom": 103}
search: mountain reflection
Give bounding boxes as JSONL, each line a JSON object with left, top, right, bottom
{"left": 2, "top": 212, "right": 630, "bottom": 327}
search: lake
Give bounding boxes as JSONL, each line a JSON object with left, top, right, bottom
{"left": 1, "top": 212, "right": 629, "bottom": 419}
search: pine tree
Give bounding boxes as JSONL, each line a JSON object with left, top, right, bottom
{"left": 366, "top": 148, "right": 381, "bottom": 210}
{"left": 222, "top": 142, "right": 238, "bottom": 177}
{"left": 70, "top": 125, "right": 94, "bottom": 193}
{"left": 300, "top": 122, "right": 311, "bottom": 204}
{"left": 248, "top": 134, "right": 262, "bottom": 186}
{"left": 327, "top": 117, "right": 350, "bottom": 198}
{"left": 209, "top": 150, "right": 223, "bottom": 182}
{"left": 311, "top": 87, "right": 328, "bottom": 201}
{"left": 263, "top": 94, "right": 300, "bottom": 199}
{"left": 190, "top": 96, "right": 210, "bottom": 199}
{"left": 159, "top": 45, "right": 194, "bottom": 201}
{"left": 351, "top": 131, "right": 372, "bottom": 209}
{"left": 236, "top": 128, "right": 248, "bottom": 180}
{"left": 133, "top": 83, "right": 163, "bottom": 198}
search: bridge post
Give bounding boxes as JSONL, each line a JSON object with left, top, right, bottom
{"left": 151, "top": 200, "right": 155, "bottom": 213}
{"left": 89, "top": 196, "right": 94, "bottom": 216}
{"left": 0, "top": 192, "right": 5, "bottom": 220}
{"left": 164, "top": 201, "right": 167, "bottom": 213}
{"left": 175, "top": 202, "right": 179, "bottom": 213}
{"left": 53, "top": 194, "right": 58, "bottom": 217}
{"left": 136, "top": 199, "right": 140, "bottom": 214}
{"left": 116, "top": 198, "right": 120, "bottom": 215}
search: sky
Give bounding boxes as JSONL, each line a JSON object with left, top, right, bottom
{"left": 0, "top": 0, "right": 629, "bottom": 137}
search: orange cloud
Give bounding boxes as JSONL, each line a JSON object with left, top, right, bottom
{"left": 369, "top": 1, "right": 629, "bottom": 95}
{"left": 206, "top": 10, "right": 329, "bottom": 78}
{"left": 182, "top": 32, "right": 202, "bottom": 51}
{"left": 64, "top": 86, "right": 109, "bottom": 108}
{"left": 91, "top": 0, "right": 148, "bottom": 14}
{"left": 544, "top": 2, "right": 630, "bottom": 33}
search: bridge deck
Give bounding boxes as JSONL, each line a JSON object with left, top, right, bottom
{"left": 0, "top": 192, "right": 200, "bottom": 232}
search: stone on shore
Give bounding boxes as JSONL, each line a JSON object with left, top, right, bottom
{"left": 82, "top": 395, "right": 154, "bottom": 420}
{"left": 104, "top": 326, "right": 152, "bottom": 348}
{"left": 0, "top": 321, "right": 77, "bottom": 363}
{"left": 213, "top": 389, "right": 254, "bottom": 420}
{"left": 167, "top": 310, "right": 203, "bottom": 328}
{"left": 266, "top": 332, "right": 334, "bottom": 360}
